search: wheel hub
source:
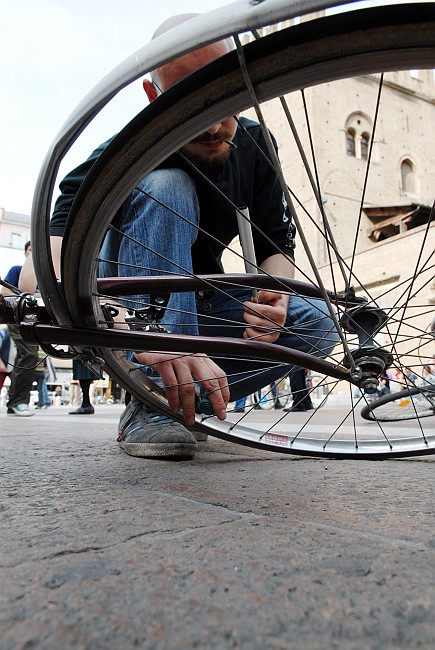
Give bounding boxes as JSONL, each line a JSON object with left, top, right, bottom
{"left": 341, "top": 303, "right": 393, "bottom": 392}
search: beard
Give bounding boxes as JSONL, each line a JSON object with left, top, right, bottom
{"left": 181, "top": 146, "right": 232, "bottom": 172}
{"left": 180, "top": 131, "right": 234, "bottom": 172}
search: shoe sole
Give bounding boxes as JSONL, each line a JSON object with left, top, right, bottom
{"left": 68, "top": 412, "right": 95, "bottom": 415}
{"left": 7, "top": 412, "right": 34, "bottom": 417}
{"left": 119, "top": 440, "right": 197, "bottom": 459}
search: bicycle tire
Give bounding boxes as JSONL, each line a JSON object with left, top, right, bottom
{"left": 276, "top": 377, "right": 292, "bottom": 410}
{"left": 257, "top": 378, "right": 292, "bottom": 410}
{"left": 361, "top": 387, "right": 435, "bottom": 422}
{"left": 60, "top": 4, "right": 435, "bottom": 458}
{"left": 255, "top": 383, "right": 280, "bottom": 411}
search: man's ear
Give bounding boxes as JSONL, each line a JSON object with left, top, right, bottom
{"left": 143, "top": 79, "right": 159, "bottom": 101}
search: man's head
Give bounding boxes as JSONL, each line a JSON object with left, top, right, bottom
{"left": 24, "top": 241, "right": 31, "bottom": 257}
{"left": 143, "top": 14, "right": 237, "bottom": 171}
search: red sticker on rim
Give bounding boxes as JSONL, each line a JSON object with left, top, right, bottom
{"left": 265, "top": 433, "right": 289, "bottom": 446}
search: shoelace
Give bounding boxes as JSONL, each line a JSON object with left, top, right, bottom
{"left": 139, "top": 405, "right": 175, "bottom": 428}
{"left": 118, "top": 401, "right": 175, "bottom": 441}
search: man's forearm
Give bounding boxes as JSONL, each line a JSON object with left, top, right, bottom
{"left": 19, "top": 236, "right": 62, "bottom": 293}
{"left": 260, "top": 252, "right": 295, "bottom": 280}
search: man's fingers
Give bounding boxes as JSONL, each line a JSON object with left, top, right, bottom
{"left": 174, "top": 365, "right": 198, "bottom": 426}
{"left": 158, "top": 365, "right": 181, "bottom": 414}
{"left": 243, "top": 326, "right": 280, "bottom": 343}
{"left": 193, "top": 359, "right": 229, "bottom": 421}
{"left": 243, "top": 308, "right": 283, "bottom": 340}
{"left": 157, "top": 354, "right": 229, "bottom": 426}
{"left": 243, "top": 297, "right": 287, "bottom": 339}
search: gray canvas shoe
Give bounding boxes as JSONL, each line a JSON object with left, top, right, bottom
{"left": 192, "top": 431, "right": 208, "bottom": 442}
{"left": 118, "top": 397, "right": 198, "bottom": 459}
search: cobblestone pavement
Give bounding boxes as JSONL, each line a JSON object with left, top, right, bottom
{"left": 1, "top": 406, "right": 434, "bottom": 650}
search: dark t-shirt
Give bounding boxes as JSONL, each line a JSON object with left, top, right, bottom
{"left": 50, "top": 117, "right": 296, "bottom": 274}
{"left": 4, "top": 265, "right": 22, "bottom": 288}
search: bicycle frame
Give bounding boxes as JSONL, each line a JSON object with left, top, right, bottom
{"left": 0, "top": 273, "right": 356, "bottom": 382}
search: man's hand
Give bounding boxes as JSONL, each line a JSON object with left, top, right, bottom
{"left": 243, "top": 290, "right": 289, "bottom": 343}
{"left": 134, "top": 350, "right": 229, "bottom": 427}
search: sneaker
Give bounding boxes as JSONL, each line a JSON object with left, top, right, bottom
{"left": 192, "top": 431, "right": 208, "bottom": 442}
{"left": 7, "top": 404, "right": 35, "bottom": 417}
{"left": 118, "top": 397, "right": 198, "bottom": 459}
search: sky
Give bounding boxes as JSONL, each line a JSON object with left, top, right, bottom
{"left": 0, "top": 0, "right": 422, "bottom": 220}
{"left": 0, "top": 0, "right": 235, "bottom": 218}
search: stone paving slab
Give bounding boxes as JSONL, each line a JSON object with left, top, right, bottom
{"left": 0, "top": 406, "right": 434, "bottom": 649}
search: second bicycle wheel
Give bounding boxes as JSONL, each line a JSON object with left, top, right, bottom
{"left": 361, "top": 387, "right": 435, "bottom": 422}
{"left": 60, "top": 4, "right": 435, "bottom": 458}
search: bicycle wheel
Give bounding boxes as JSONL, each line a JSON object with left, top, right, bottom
{"left": 361, "top": 387, "right": 435, "bottom": 422}
{"left": 276, "top": 377, "right": 292, "bottom": 410}
{"left": 252, "top": 378, "right": 293, "bottom": 410}
{"left": 254, "top": 383, "right": 280, "bottom": 411}
{"left": 60, "top": 3, "right": 435, "bottom": 458}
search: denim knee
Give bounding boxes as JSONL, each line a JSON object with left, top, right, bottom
{"left": 285, "top": 296, "right": 340, "bottom": 357}
{"left": 116, "top": 167, "right": 200, "bottom": 271}
{"left": 136, "top": 168, "right": 199, "bottom": 227}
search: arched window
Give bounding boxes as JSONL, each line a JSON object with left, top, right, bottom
{"left": 346, "top": 129, "right": 356, "bottom": 156}
{"left": 361, "top": 133, "right": 370, "bottom": 160}
{"left": 345, "top": 113, "right": 372, "bottom": 160}
{"left": 401, "top": 159, "right": 416, "bottom": 194}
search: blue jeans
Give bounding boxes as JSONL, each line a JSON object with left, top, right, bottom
{"left": 36, "top": 374, "right": 51, "bottom": 407}
{"left": 235, "top": 397, "right": 247, "bottom": 410}
{"left": 99, "top": 168, "right": 339, "bottom": 401}
{"left": 100, "top": 168, "right": 199, "bottom": 336}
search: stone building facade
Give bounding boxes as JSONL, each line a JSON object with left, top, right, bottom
{"left": 0, "top": 208, "right": 31, "bottom": 278}
{"left": 272, "top": 70, "right": 434, "bottom": 288}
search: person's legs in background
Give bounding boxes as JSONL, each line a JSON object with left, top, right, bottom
{"left": 35, "top": 373, "right": 50, "bottom": 408}
{"left": 80, "top": 379, "right": 93, "bottom": 410}
{"left": 285, "top": 366, "right": 314, "bottom": 412}
{"left": 234, "top": 396, "right": 247, "bottom": 412}
{"left": 69, "top": 361, "right": 96, "bottom": 415}
{"left": 41, "top": 374, "right": 51, "bottom": 407}
{"left": 6, "top": 324, "right": 38, "bottom": 417}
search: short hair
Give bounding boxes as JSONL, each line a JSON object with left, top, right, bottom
{"left": 24, "top": 240, "right": 31, "bottom": 252}
{"left": 149, "top": 14, "right": 234, "bottom": 91}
